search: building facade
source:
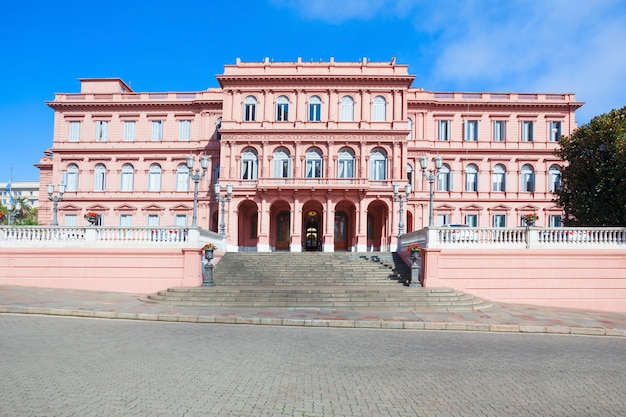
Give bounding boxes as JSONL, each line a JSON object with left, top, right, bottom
{"left": 38, "top": 58, "right": 583, "bottom": 251}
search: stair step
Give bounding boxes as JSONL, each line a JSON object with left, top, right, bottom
{"left": 142, "top": 252, "right": 491, "bottom": 311}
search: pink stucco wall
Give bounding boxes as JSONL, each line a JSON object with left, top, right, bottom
{"left": 419, "top": 249, "right": 626, "bottom": 313}
{"left": 0, "top": 248, "right": 206, "bottom": 294}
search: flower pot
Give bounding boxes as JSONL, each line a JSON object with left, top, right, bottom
{"left": 410, "top": 250, "right": 420, "bottom": 261}
{"left": 204, "top": 249, "right": 214, "bottom": 260}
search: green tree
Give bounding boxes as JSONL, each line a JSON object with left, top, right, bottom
{"left": 555, "top": 106, "right": 626, "bottom": 226}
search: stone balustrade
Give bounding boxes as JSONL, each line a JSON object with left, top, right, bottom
{"left": 399, "top": 227, "right": 626, "bottom": 251}
{"left": 0, "top": 226, "right": 224, "bottom": 250}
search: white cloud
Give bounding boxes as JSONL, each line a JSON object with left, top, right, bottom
{"left": 271, "top": 0, "right": 626, "bottom": 122}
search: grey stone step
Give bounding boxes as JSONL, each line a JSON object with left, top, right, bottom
{"left": 142, "top": 252, "right": 492, "bottom": 311}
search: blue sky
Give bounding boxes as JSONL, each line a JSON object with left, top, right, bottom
{"left": 1, "top": 0, "right": 625, "bottom": 181}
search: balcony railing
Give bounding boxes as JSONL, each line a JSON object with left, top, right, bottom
{"left": 399, "top": 227, "right": 626, "bottom": 251}
{"left": 0, "top": 226, "right": 224, "bottom": 250}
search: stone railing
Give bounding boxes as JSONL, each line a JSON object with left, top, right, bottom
{"left": 0, "top": 226, "right": 225, "bottom": 250}
{"left": 398, "top": 227, "right": 626, "bottom": 251}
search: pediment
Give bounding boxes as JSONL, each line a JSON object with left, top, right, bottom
{"left": 114, "top": 204, "right": 138, "bottom": 212}
{"left": 170, "top": 203, "right": 192, "bottom": 211}
{"left": 58, "top": 203, "right": 82, "bottom": 211}
{"left": 142, "top": 204, "right": 165, "bottom": 212}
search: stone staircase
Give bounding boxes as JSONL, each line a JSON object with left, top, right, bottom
{"left": 143, "top": 252, "right": 493, "bottom": 311}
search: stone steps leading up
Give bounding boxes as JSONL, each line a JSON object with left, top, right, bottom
{"left": 143, "top": 252, "right": 492, "bottom": 311}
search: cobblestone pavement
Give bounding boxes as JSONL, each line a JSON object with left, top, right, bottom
{"left": 1, "top": 315, "right": 625, "bottom": 417}
{"left": 1, "top": 285, "right": 625, "bottom": 337}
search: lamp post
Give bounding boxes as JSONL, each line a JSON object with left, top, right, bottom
{"left": 214, "top": 183, "right": 233, "bottom": 237}
{"left": 7, "top": 201, "right": 22, "bottom": 226}
{"left": 392, "top": 183, "right": 412, "bottom": 237}
{"left": 186, "top": 154, "right": 209, "bottom": 227}
{"left": 420, "top": 155, "right": 443, "bottom": 227}
{"left": 47, "top": 183, "right": 65, "bottom": 226}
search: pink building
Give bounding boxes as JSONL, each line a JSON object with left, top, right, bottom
{"left": 38, "top": 57, "right": 582, "bottom": 252}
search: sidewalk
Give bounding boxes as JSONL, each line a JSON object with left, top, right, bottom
{"left": 1, "top": 285, "right": 624, "bottom": 337}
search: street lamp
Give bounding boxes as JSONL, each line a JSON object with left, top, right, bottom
{"left": 392, "top": 182, "right": 412, "bottom": 237}
{"left": 7, "top": 201, "right": 22, "bottom": 225}
{"left": 420, "top": 155, "right": 443, "bottom": 227}
{"left": 186, "top": 154, "right": 209, "bottom": 227}
{"left": 47, "top": 183, "right": 65, "bottom": 226}
{"left": 214, "top": 183, "right": 233, "bottom": 237}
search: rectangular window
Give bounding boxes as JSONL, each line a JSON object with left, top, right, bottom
{"left": 123, "top": 121, "right": 136, "bottom": 142}
{"left": 244, "top": 103, "right": 256, "bottom": 121}
{"left": 305, "top": 160, "right": 322, "bottom": 178}
{"left": 151, "top": 120, "right": 163, "bottom": 141}
{"left": 119, "top": 214, "right": 132, "bottom": 227}
{"left": 550, "top": 121, "right": 562, "bottom": 142}
{"left": 64, "top": 214, "right": 77, "bottom": 226}
{"left": 493, "top": 214, "right": 506, "bottom": 227}
{"left": 493, "top": 120, "right": 506, "bottom": 142}
{"left": 175, "top": 214, "right": 188, "bottom": 227}
{"left": 95, "top": 121, "right": 108, "bottom": 142}
{"left": 465, "top": 214, "right": 478, "bottom": 227}
{"left": 438, "top": 120, "right": 450, "bottom": 141}
{"left": 276, "top": 103, "right": 289, "bottom": 121}
{"left": 309, "top": 103, "right": 321, "bottom": 122}
{"left": 147, "top": 214, "right": 160, "bottom": 227}
{"left": 466, "top": 171, "right": 477, "bottom": 192}
{"left": 465, "top": 120, "right": 478, "bottom": 141}
{"left": 549, "top": 215, "right": 563, "bottom": 227}
{"left": 179, "top": 120, "right": 191, "bottom": 141}
{"left": 370, "top": 160, "right": 386, "bottom": 180}
{"left": 436, "top": 214, "right": 450, "bottom": 226}
{"left": 69, "top": 121, "right": 80, "bottom": 142}
{"left": 522, "top": 121, "right": 534, "bottom": 142}
{"left": 338, "top": 160, "right": 354, "bottom": 178}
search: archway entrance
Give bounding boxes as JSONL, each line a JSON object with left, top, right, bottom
{"left": 304, "top": 210, "right": 321, "bottom": 251}
{"left": 334, "top": 212, "right": 349, "bottom": 251}
{"left": 275, "top": 210, "right": 290, "bottom": 250}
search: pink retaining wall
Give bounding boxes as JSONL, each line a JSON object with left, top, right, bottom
{"left": 0, "top": 248, "right": 210, "bottom": 294}
{"left": 420, "top": 249, "right": 626, "bottom": 313}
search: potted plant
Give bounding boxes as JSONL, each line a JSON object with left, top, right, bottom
{"left": 521, "top": 214, "right": 538, "bottom": 227}
{"left": 84, "top": 212, "right": 98, "bottom": 225}
{"left": 408, "top": 244, "right": 422, "bottom": 260}
{"left": 203, "top": 243, "right": 217, "bottom": 260}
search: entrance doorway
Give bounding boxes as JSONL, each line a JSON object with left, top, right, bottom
{"left": 304, "top": 210, "right": 321, "bottom": 251}
{"left": 275, "top": 211, "right": 290, "bottom": 250}
{"left": 334, "top": 212, "right": 349, "bottom": 251}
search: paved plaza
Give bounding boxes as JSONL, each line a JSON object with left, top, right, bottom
{"left": 2, "top": 315, "right": 626, "bottom": 417}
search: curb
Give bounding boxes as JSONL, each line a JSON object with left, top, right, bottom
{"left": 1, "top": 305, "right": 624, "bottom": 337}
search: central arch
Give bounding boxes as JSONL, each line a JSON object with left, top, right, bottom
{"left": 302, "top": 200, "right": 324, "bottom": 251}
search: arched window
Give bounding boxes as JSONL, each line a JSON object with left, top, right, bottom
{"left": 549, "top": 165, "right": 562, "bottom": 192}
{"left": 337, "top": 148, "right": 355, "bottom": 178}
{"left": 407, "top": 118, "right": 413, "bottom": 140}
{"left": 437, "top": 164, "right": 453, "bottom": 192}
{"left": 94, "top": 164, "right": 106, "bottom": 192}
{"left": 305, "top": 148, "right": 322, "bottom": 178}
{"left": 308, "top": 96, "right": 322, "bottom": 122}
{"left": 148, "top": 164, "right": 162, "bottom": 192}
{"left": 276, "top": 95, "right": 289, "bottom": 122}
{"left": 64, "top": 164, "right": 79, "bottom": 192}
{"left": 369, "top": 148, "right": 387, "bottom": 180}
{"left": 273, "top": 148, "right": 292, "bottom": 178}
{"left": 465, "top": 164, "right": 478, "bottom": 192}
{"left": 492, "top": 164, "right": 506, "bottom": 192}
{"left": 241, "top": 149, "right": 258, "bottom": 180}
{"left": 120, "top": 164, "right": 134, "bottom": 192}
{"left": 340, "top": 96, "right": 354, "bottom": 121}
{"left": 372, "top": 96, "right": 386, "bottom": 121}
{"left": 243, "top": 96, "right": 257, "bottom": 122}
{"left": 176, "top": 164, "right": 190, "bottom": 191}
{"left": 407, "top": 164, "right": 413, "bottom": 189}
{"left": 521, "top": 164, "right": 535, "bottom": 192}
{"left": 215, "top": 117, "right": 222, "bottom": 140}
